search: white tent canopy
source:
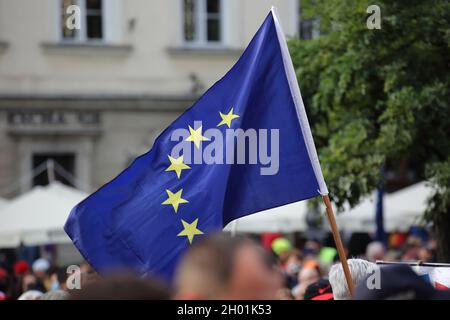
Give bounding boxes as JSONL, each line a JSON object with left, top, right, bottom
{"left": 0, "top": 182, "right": 88, "bottom": 248}
{"left": 337, "top": 182, "right": 431, "bottom": 232}
{"left": 225, "top": 182, "right": 431, "bottom": 234}
{"left": 335, "top": 195, "right": 377, "bottom": 233}
{"left": 384, "top": 182, "right": 431, "bottom": 231}
{"left": 0, "top": 197, "right": 8, "bottom": 210}
{"left": 224, "top": 201, "right": 308, "bottom": 233}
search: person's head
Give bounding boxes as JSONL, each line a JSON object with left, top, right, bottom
{"left": 32, "top": 258, "right": 50, "bottom": 279}
{"left": 303, "top": 240, "right": 321, "bottom": 257}
{"left": 298, "top": 265, "right": 320, "bottom": 284}
{"left": 293, "top": 266, "right": 320, "bottom": 300}
{"left": 284, "top": 249, "right": 302, "bottom": 277}
{"left": 175, "top": 234, "right": 281, "bottom": 300}
{"left": 13, "top": 260, "right": 30, "bottom": 277}
{"left": 18, "top": 290, "right": 43, "bottom": 300}
{"left": 384, "top": 250, "right": 401, "bottom": 262}
{"left": 418, "top": 247, "right": 433, "bottom": 262}
{"left": 49, "top": 267, "right": 69, "bottom": 291}
{"left": 70, "top": 274, "right": 169, "bottom": 300}
{"left": 21, "top": 274, "right": 38, "bottom": 293}
{"left": 41, "top": 289, "right": 70, "bottom": 300}
{"left": 271, "top": 237, "right": 292, "bottom": 264}
{"left": 304, "top": 278, "right": 333, "bottom": 300}
{"left": 328, "top": 258, "right": 376, "bottom": 300}
{"left": 406, "top": 235, "right": 422, "bottom": 248}
{"left": 80, "top": 261, "right": 94, "bottom": 274}
{"left": 366, "top": 241, "right": 385, "bottom": 262}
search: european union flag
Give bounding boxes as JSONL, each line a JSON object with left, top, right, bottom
{"left": 64, "top": 8, "right": 328, "bottom": 281}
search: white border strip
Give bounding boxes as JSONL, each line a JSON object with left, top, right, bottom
{"left": 271, "top": 7, "right": 329, "bottom": 195}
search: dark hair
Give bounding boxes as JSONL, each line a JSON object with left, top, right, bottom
{"left": 55, "top": 267, "right": 69, "bottom": 284}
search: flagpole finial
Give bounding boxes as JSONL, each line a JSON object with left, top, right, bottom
{"left": 270, "top": 6, "right": 278, "bottom": 15}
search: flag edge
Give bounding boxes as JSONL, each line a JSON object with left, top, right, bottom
{"left": 271, "top": 7, "right": 329, "bottom": 196}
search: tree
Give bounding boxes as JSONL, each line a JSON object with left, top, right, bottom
{"left": 289, "top": 0, "right": 450, "bottom": 261}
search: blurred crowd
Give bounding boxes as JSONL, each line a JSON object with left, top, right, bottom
{"left": 0, "top": 226, "right": 448, "bottom": 300}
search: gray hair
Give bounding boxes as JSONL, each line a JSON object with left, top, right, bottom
{"left": 366, "top": 241, "right": 385, "bottom": 262}
{"left": 328, "top": 258, "right": 376, "bottom": 300}
{"left": 18, "top": 290, "right": 43, "bottom": 300}
{"left": 40, "top": 290, "right": 70, "bottom": 300}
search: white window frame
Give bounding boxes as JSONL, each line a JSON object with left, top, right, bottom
{"left": 58, "top": 0, "right": 107, "bottom": 43}
{"left": 181, "top": 0, "right": 225, "bottom": 47}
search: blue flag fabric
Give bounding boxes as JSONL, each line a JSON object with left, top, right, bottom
{"left": 65, "top": 9, "right": 327, "bottom": 281}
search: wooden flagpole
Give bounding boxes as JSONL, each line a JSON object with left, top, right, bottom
{"left": 271, "top": 5, "right": 354, "bottom": 297}
{"left": 322, "top": 195, "right": 354, "bottom": 297}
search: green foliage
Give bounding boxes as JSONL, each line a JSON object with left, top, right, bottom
{"left": 425, "top": 158, "right": 450, "bottom": 221}
{"left": 290, "top": 0, "right": 450, "bottom": 213}
{"left": 425, "top": 158, "right": 450, "bottom": 260}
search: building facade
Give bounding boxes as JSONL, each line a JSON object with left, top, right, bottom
{"left": 0, "top": 0, "right": 299, "bottom": 196}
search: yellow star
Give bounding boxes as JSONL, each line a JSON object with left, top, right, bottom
{"left": 217, "top": 107, "right": 240, "bottom": 128}
{"left": 177, "top": 218, "right": 204, "bottom": 244}
{"left": 185, "top": 125, "right": 209, "bottom": 148}
{"left": 165, "top": 155, "right": 191, "bottom": 179}
{"left": 161, "top": 189, "right": 188, "bottom": 213}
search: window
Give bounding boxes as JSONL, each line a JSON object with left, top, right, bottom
{"left": 61, "top": 0, "right": 103, "bottom": 42}
{"left": 32, "top": 153, "right": 76, "bottom": 187}
{"left": 299, "top": 18, "right": 320, "bottom": 40}
{"left": 183, "top": 0, "right": 222, "bottom": 45}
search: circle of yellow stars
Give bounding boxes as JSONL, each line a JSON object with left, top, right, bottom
{"left": 162, "top": 107, "right": 240, "bottom": 244}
